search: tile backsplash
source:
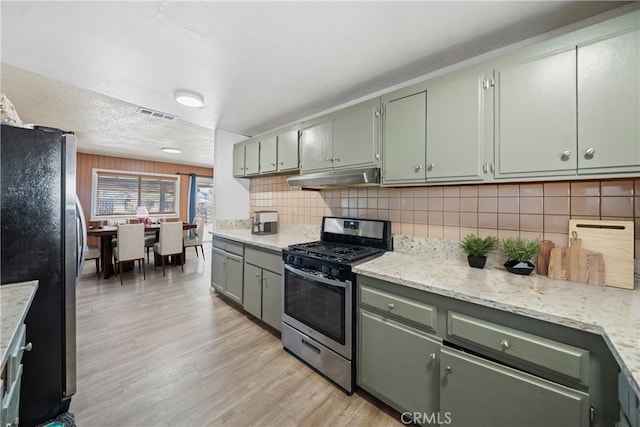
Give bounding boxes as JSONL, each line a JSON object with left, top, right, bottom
{"left": 249, "top": 175, "right": 640, "bottom": 260}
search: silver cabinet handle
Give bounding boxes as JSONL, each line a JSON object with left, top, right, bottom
{"left": 584, "top": 148, "right": 596, "bottom": 159}
{"left": 279, "top": 162, "right": 284, "bottom": 165}
{"left": 21, "top": 342, "right": 33, "bottom": 352}
{"left": 271, "top": 163, "right": 276, "bottom": 167}
{"left": 482, "top": 163, "right": 488, "bottom": 173}
{"left": 500, "top": 340, "right": 510, "bottom": 350}
{"left": 560, "top": 150, "right": 571, "bottom": 161}
{"left": 387, "top": 303, "right": 394, "bottom": 310}
{"left": 334, "top": 158, "right": 340, "bottom": 162}
{"left": 427, "top": 163, "right": 435, "bottom": 171}
{"left": 489, "top": 162, "right": 494, "bottom": 173}
{"left": 10, "top": 418, "right": 19, "bottom": 427}
{"left": 445, "top": 366, "right": 452, "bottom": 373}
{"left": 429, "top": 353, "right": 437, "bottom": 361}
{"left": 255, "top": 273, "right": 260, "bottom": 277}
{"left": 414, "top": 165, "right": 422, "bottom": 171}
{"left": 326, "top": 157, "right": 333, "bottom": 162}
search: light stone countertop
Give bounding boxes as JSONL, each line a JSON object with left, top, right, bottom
{"left": 211, "top": 228, "right": 317, "bottom": 252}
{"left": 353, "top": 251, "right": 640, "bottom": 396}
{"left": 0, "top": 280, "right": 38, "bottom": 368}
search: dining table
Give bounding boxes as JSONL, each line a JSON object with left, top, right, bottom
{"left": 86, "top": 222, "right": 197, "bottom": 279}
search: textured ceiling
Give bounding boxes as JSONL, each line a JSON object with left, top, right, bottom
{"left": 0, "top": 1, "right": 632, "bottom": 168}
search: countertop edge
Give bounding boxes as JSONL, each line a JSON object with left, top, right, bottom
{"left": 0, "top": 280, "right": 39, "bottom": 368}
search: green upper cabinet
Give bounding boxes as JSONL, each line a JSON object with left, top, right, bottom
{"left": 577, "top": 29, "right": 640, "bottom": 174}
{"left": 276, "top": 128, "right": 299, "bottom": 172}
{"left": 382, "top": 88, "right": 427, "bottom": 185}
{"left": 382, "top": 72, "right": 491, "bottom": 186}
{"left": 332, "top": 98, "right": 380, "bottom": 170}
{"left": 259, "top": 135, "right": 277, "bottom": 174}
{"left": 495, "top": 49, "right": 578, "bottom": 179}
{"left": 232, "top": 143, "right": 246, "bottom": 177}
{"left": 300, "top": 119, "right": 333, "bottom": 173}
{"left": 244, "top": 139, "right": 260, "bottom": 175}
{"left": 426, "top": 73, "right": 493, "bottom": 183}
{"left": 301, "top": 98, "right": 380, "bottom": 173}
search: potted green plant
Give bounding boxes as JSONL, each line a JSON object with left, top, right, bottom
{"left": 459, "top": 234, "right": 497, "bottom": 269}
{"left": 500, "top": 237, "right": 541, "bottom": 275}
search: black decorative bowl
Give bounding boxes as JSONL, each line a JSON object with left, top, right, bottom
{"left": 503, "top": 260, "right": 535, "bottom": 275}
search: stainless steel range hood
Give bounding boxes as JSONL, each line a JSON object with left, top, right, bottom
{"left": 286, "top": 167, "right": 380, "bottom": 189}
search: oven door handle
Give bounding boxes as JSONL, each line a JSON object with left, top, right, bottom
{"left": 284, "top": 264, "right": 350, "bottom": 289}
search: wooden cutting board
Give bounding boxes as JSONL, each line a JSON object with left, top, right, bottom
{"left": 548, "top": 233, "right": 605, "bottom": 285}
{"left": 569, "top": 219, "right": 634, "bottom": 289}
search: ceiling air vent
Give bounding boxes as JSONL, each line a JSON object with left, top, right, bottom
{"left": 137, "top": 107, "right": 178, "bottom": 121}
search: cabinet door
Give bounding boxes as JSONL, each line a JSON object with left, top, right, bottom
{"left": 578, "top": 29, "right": 640, "bottom": 173}
{"left": 382, "top": 91, "right": 427, "bottom": 185}
{"left": 495, "top": 49, "right": 577, "bottom": 178}
{"left": 211, "top": 247, "right": 226, "bottom": 292}
{"left": 358, "top": 310, "right": 440, "bottom": 415}
{"left": 440, "top": 347, "right": 590, "bottom": 427}
{"left": 333, "top": 98, "right": 380, "bottom": 170}
{"left": 259, "top": 136, "right": 277, "bottom": 174}
{"left": 277, "top": 129, "right": 299, "bottom": 171}
{"left": 244, "top": 140, "right": 260, "bottom": 175}
{"left": 300, "top": 119, "right": 333, "bottom": 173}
{"left": 427, "top": 74, "right": 490, "bottom": 182}
{"left": 261, "top": 270, "right": 282, "bottom": 331}
{"left": 232, "top": 144, "right": 246, "bottom": 177}
{"left": 225, "top": 253, "right": 244, "bottom": 304}
{"left": 243, "top": 263, "right": 262, "bottom": 318}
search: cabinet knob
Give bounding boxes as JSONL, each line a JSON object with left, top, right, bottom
{"left": 427, "top": 163, "right": 435, "bottom": 171}
{"left": 414, "top": 165, "right": 422, "bottom": 171}
{"left": 445, "top": 366, "right": 452, "bottom": 374}
{"left": 10, "top": 418, "right": 19, "bottom": 427}
{"left": 584, "top": 148, "right": 596, "bottom": 159}
{"left": 500, "top": 340, "right": 510, "bottom": 350}
{"left": 279, "top": 162, "right": 284, "bottom": 165}
{"left": 429, "top": 353, "right": 437, "bottom": 361}
{"left": 334, "top": 158, "right": 340, "bottom": 162}
{"left": 255, "top": 273, "right": 261, "bottom": 278}
{"left": 21, "top": 342, "right": 33, "bottom": 352}
{"left": 271, "top": 163, "right": 276, "bottom": 167}
{"left": 387, "top": 303, "right": 394, "bottom": 310}
{"left": 560, "top": 150, "right": 571, "bottom": 161}
{"left": 326, "top": 157, "right": 333, "bottom": 162}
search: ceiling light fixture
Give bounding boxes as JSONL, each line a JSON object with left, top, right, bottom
{"left": 161, "top": 147, "right": 182, "bottom": 154}
{"left": 174, "top": 90, "right": 205, "bottom": 108}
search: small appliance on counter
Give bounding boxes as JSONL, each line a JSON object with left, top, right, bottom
{"left": 251, "top": 210, "right": 278, "bottom": 235}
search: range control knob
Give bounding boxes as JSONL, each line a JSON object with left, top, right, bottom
{"left": 286, "top": 254, "right": 295, "bottom": 264}
{"left": 331, "top": 267, "right": 340, "bottom": 277}
{"left": 321, "top": 265, "right": 330, "bottom": 275}
{"left": 294, "top": 257, "right": 302, "bottom": 266}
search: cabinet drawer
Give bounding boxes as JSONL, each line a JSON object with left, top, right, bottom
{"left": 245, "top": 246, "right": 282, "bottom": 274}
{"left": 212, "top": 237, "right": 244, "bottom": 256}
{"left": 360, "top": 285, "right": 437, "bottom": 332}
{"left": 8, "top": 324, "right": 25, "bottom": 384}
{"left": 447, "top": 311, "right": 589, "bottom": 385}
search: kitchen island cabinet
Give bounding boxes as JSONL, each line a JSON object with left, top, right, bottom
{"left": 0, "top": 281, "right": 37, "bottom": 427}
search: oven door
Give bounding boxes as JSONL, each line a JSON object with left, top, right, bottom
{"left": 283, "top": 263, "right": 352, "bottom": 360}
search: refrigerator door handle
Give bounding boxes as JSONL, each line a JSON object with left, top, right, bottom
{"left": 76, "top": 198, "right": 87, "bottom": 282}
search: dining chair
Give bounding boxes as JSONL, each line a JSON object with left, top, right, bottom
{"left": 154, "top": 221, "right": 184, "bottom": 276}
{"left": 183, "top": 219, "right": 205, "bottom": 260}
{"left": 112, "top": 223, "right": 146, "bottom": 285}
{"left": 84, "top": 244, "right": 101, "bottom": 277}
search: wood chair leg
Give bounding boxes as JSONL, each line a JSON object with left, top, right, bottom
{"left": 94, "top": 258, "right": 100, "bottom": 277}
{"left": 119, "top": 260, "right": 124, "bottom": 285}
{"left": 161, "top": 255, "right": 166, "bottom": 276}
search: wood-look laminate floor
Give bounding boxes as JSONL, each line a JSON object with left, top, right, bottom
{"left": 71, "top": 254, "right": 402, "bottom": 426}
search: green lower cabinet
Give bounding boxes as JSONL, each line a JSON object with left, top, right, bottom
{"left": 242, "top": 245, "right": 283, "bottom": 332}
{"left": 358, "top": 309, "right": 440, "bottom": 416}
{"left": 243, "top": 263, "right": 262, "bottom": 318}
{"left": 224, "top": 254, "right": 244, "bottom": 304}
{"left": 440, "top": 347, "right": 590, "bottom": 426}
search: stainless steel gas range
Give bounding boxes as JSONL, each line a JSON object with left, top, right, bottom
{"left": 281, "top": 216, "right": 392, "bottom": 393}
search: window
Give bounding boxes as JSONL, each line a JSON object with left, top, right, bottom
{"left": 91, "top": 169, "right": 180, "bottom": 219}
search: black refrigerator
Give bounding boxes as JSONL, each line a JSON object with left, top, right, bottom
{"left": 1, "top": 124, "right": 84, "bottom": 426}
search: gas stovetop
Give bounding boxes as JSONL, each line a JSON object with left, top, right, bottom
{"left": 287, "top": 241, "right": 385, "bottom": 264}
